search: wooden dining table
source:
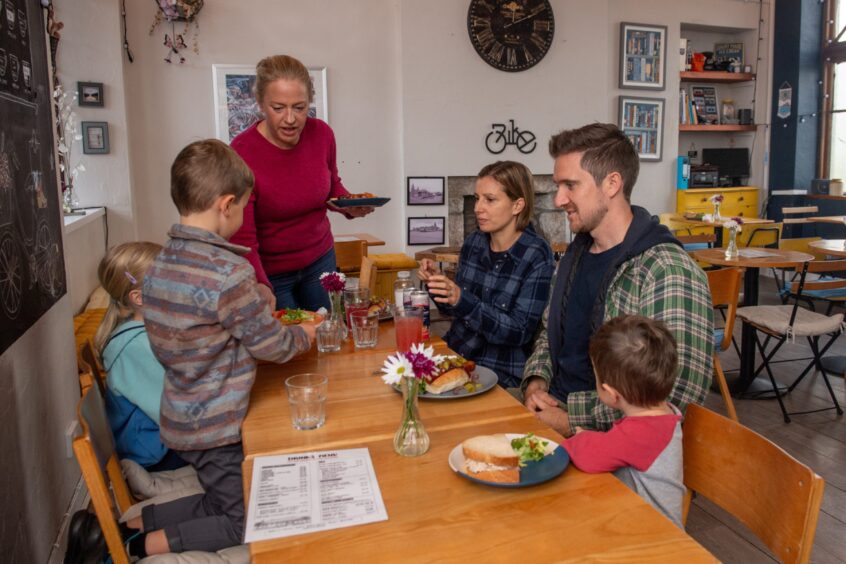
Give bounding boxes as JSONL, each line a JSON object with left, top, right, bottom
{"left": 691, "top": 248, "right": 814, "bottom": 394}
{"left": 241, "top": 322, "right": 715, "bottom": 562}
{"left": 809, "top": 238, "right": 846, "bottom": 257}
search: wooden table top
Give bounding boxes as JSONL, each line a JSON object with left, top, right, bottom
{"left": 809, "top": 239, "right": 846, "bottom": 257}
{"left": 809, "top": 215, "right": 846, "bottom": 225}
{"left": 672, "top": 213, "right": 775, "bottom": 226}
{"left": 691, "top": 247, "right": 814, "bottom": 268}
{"left": 241, "top": 322, "right": 715, "bottom": 562}
{"left": 335, "top": 232, "right": 386, "bottom": 246}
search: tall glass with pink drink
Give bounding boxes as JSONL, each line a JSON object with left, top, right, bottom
{"left": 394, "top": 307, "right": 423, "bottom": 352}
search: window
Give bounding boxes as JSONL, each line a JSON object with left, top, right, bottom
{"left": 821, "top": 0, "right": 846, "bottom": 176}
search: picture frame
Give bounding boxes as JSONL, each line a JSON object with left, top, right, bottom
{"left": 77, "top": 81, "right": 104, "bottom": 107}
{"left": 407, "top": 176, "right": 445, "bottom": 206}
{"left": 619, "top": 22, "right": 667, "bottom": 91}
{"left": 714, "top": 42, "right": 744, "bottom": 67}
{"left": 618, "top": 96, "right": 664, "bottom": 162}
{"left": 212, "top": 64, "right": 328, "bottom": 142}
{"left": 408, "top": 217, "right": 445, "bottom": 246}
{"left": 81, "top": 121, "right": 110, "bottom": 154}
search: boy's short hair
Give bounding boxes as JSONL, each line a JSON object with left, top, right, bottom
{"left": 588, "top": 314, "right": 678, "bottom": 407}
{"left": 171, "top": 139, "right": 254, "bottom": 215}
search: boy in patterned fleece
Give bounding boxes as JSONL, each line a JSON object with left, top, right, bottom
{"left": 125, "top": 139, "right": 315, "bottom": 556}
{"left": 561, "top": 314, "right": 685, "bottom": 528}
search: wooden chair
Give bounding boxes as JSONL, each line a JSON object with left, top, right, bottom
{"left": 782, "top": 206, "right": 820, "bottom": 239}
{"left": 705, "top": 267, "right": 741, "bottom": 422}
{"left": 359, "top": 255, "right": 377, "bottom": 296}
{"left": 77, "top": 354, "right": 96, "bottom": 396}
{"left": 737, "top": 221, "right": 782, "bottom": 249}
{"left": 682, "top": 404, "right": 824, "bottom": 564}
{"left": 334, "top": 240, "right": 367, "bottom": 273}
{"left": 737, "top": 261, "right": 845, "bottom": 422}
{"left": 73, "top": 384, "right": 137, "bottom": 564}
{"left": 79, "top": 338, "right": 106, "bottom": 395}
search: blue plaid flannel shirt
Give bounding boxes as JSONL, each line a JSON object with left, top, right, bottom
{"left": 434, "top": 226, "right": 554, "bottom": 387}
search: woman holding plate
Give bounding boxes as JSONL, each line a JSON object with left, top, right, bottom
{"left": 419, "top": 161, "right": 555, "bottom": 388}
{"left": 231, "top": 54, "right": 373, "bottom": 311}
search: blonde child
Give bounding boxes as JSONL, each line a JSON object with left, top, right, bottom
{"left": 93, "top": 242, "right": 186, "bottom": 471}
{"left": 561, "top": 314, "right": 685, "bottom": 528}
{"left": 123, "top": 139, "right": 314, "bottom": 557}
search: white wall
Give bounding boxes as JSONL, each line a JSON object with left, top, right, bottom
{"left": 119, "top": 0, "right": 772, "bottom": 250}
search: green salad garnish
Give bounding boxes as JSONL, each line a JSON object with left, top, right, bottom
{"left": 511, "top": 433, "right": 549, "bottom": 467}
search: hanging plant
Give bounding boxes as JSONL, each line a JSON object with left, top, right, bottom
{"left": 149, "top": 0, "right": 205, "bottom": 64}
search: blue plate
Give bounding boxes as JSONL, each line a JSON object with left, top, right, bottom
{"left": 448, "top": 434, "right": 569, "bottom": 488}
{"left": 330, "top": 197, "right": 391, "bottom": 208}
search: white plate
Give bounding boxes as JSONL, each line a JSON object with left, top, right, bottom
{"left": 448, "top": 434, "right": 568, "bottom": 488}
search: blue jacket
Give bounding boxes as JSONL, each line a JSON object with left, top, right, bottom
{"left": 101, "top": 320, "right": 168, "bottom": 467}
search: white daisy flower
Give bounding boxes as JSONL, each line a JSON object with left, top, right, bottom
{"left": 381, "top": 354, "right": 414, "bottom": 385}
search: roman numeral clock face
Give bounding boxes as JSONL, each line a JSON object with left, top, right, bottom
{"left": 467, "top": 0, "right": 554, "bottom": 72}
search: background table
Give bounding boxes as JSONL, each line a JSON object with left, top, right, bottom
{"left": 809, "top": 239, "right": 846, "bottom": 256}
{"left": 691, "top": 248, "right": 814, "bottom": 394}
{"left": 241, "top": 322, "right": 715, "bottom": 562}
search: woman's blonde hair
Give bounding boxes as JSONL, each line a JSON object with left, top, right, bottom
{"left": 255, "top": 54, "right": 314, "bottom": 105}
{"left": 93, "top": 242, "right": 162, "bottom": 355}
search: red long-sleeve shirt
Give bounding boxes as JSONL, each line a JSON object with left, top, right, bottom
{"left": 230, "top": 119, "right": 349, "bottom": 286}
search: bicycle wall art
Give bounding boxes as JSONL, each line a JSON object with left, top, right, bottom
{"left": 484, "top": 119, "right": 536, "bottom": 155}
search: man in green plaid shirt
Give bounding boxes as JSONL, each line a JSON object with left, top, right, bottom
{"left": 520, "top": 123, "right": 713, "bottom": 436}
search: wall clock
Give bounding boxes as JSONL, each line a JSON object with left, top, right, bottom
{"left": 467, "top": 0, "right": 554, "bottom": 72}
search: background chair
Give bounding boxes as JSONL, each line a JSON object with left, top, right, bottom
{"left": 782, "top": 205, "right": 820, "bottom": 239}
{"left": 737, "top": 261, "right": 845, "bottom": 422}
{"left": 334, "top": 240, "right": 367, "bottom": 273}
{"left": 359, "top": 255, "right": 377, "bottom": 296}
{"left": 79, "top": 338, "right": 106, "bottom": 395}
{"left": 682, "top": 404, "right": 824, "bottom": 564}
{"left": 705, "top": 267, "right": 742, "bottom": 422}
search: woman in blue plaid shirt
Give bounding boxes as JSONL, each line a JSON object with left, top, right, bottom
{"left": 419, "top": 161, "right": 555, "bottom": 387}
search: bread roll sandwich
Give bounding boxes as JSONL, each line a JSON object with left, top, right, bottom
{"left": 461, "top": 434, "right": 520, "bottom": 484}
{"left": 426, "top": 368, "right": 470, "bottom": 395}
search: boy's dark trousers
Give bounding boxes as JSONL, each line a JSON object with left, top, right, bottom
{"left": 141, "top": 442, "right": 245, "bottom": 553}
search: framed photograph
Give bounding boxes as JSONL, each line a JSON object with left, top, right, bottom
{"left": 407, "top": 176, "right": 445, "bottom": 206}
{"left": 714, "top": 42, "right": 744, "bottom": 67}
{"left": 81, "top": 121, "right": 110, "bottom": 154}
{"left": 408, "top": 217, "right": 445, "bottom": 246}
{"left": 618, "top": 96, "right": 664, "bottom": 161}
{"left": 77, "top": 81, "right": 104, "bottom": 107}
{"left": 619, "top": 22, "right": 667, "bottom": 90}
{"left": 212, "top": 64, "right": 328, "bottom": 142}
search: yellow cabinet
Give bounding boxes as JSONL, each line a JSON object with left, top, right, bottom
{"left": 676, "top": 187, "right": 759, "bottom": 219}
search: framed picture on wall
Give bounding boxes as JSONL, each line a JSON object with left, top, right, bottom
{"left": 619, "top": 22, "right": 667, "bottom": 90}
{"left": 408, "top": 217, "right": 445, "bottom": 246}
{"left": 618, "top": 96, "right": 664, "bottom": 161}
{"left": 81, "top": 121, "right": 110, "bottom": 154}
{"left": 407, "top": 176, "right": 445, "bottom": 205}
{"left": 211, "top": 64, "right": 328, "bottom": 142}
{"left": 77, "top": 82, "right": 104, "bottom": 107}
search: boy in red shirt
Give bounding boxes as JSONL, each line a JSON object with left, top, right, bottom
{"left": 561, "top": 314, "right": 685, "bottom": 528}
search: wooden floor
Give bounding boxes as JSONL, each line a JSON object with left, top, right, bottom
{"left": 430, "top": 277, "right": 846, "bottom": 563}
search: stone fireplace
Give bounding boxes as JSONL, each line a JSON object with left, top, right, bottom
{"left": 446, "top": 174, "right": 569, "bottom": 247}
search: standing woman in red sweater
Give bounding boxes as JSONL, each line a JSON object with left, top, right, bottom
{"left": 230, "top": 54, "right": 372, "bottom": 310}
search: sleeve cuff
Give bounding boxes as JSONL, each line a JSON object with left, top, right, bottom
{"left": 451, "top": 290, "right": 477, "bottom": 317}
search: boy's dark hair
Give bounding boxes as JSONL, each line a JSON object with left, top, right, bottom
{"left": 588, "top": 314, "right": 677, "bottom": 407}
{"left": 548, "top": 123, "right": 639, "bottom": 201}
{"left": 170, "top": 139, "right": 254, "bottom": 215}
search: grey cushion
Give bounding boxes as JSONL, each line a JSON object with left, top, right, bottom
{"left": 140, "top": 545, "right": 250, "bottom": 564}
{"left": 121, "top": 459, "right": 203, "bottom": 500}
{"left": 737, "top": 305, "right": 844, "bottom": 337}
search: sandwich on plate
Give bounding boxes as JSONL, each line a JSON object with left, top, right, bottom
{"left": 461, "top": 433, "right": 551, "bottom": 484}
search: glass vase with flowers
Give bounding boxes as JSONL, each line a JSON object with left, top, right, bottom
{"left": 319, "top": 271, "right": 348, "bottom": 339}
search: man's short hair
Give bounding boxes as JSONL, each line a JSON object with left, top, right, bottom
{"left": 548, "top": 123, "right": 639, "bottom": 201}
{"left": 588, "top": 314, "right": 677, "bottom": 407}
{"left": 170, "top": 139, "right": 254, "bottom": 215}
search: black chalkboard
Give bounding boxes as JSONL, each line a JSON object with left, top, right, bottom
{"left": 0, "top": 0, "right": 66, "bottom": 355}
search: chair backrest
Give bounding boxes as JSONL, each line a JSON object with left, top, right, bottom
{"left": 780, "top": 237, "right": 826, "bottom": 261}
{"left": 359, "top": 255, "right": 377, "bottom": 295}
{"left": 683, "top": 405, "right": 824, "bottom": 563}
{"left": 677, "top": 233, "right": 716, "bottom": 247}
{"left": 73, "top": 385, "right": 136, "bottom": 564}
{"left": 80, "top": 338, "right": 106, "bottom": 395}
{"left": 782, "top": 206, "right": 820, "bottom": 223}
{"left": 737, "top": 222, "right": 782, "bottom": 248}
{"left": 334, "top": 240, "right": 367, "bottom": 273}
{"left": 706, "top": 267, "right": 743, "bottom": 351}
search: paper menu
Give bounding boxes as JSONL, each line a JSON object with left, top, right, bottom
{"left": 244, "top": 448, "right": 388, "bottom": 543}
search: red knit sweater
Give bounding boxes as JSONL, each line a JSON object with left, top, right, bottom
{"left": 230, "top": 119, "right": 349, "bottom": 286}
